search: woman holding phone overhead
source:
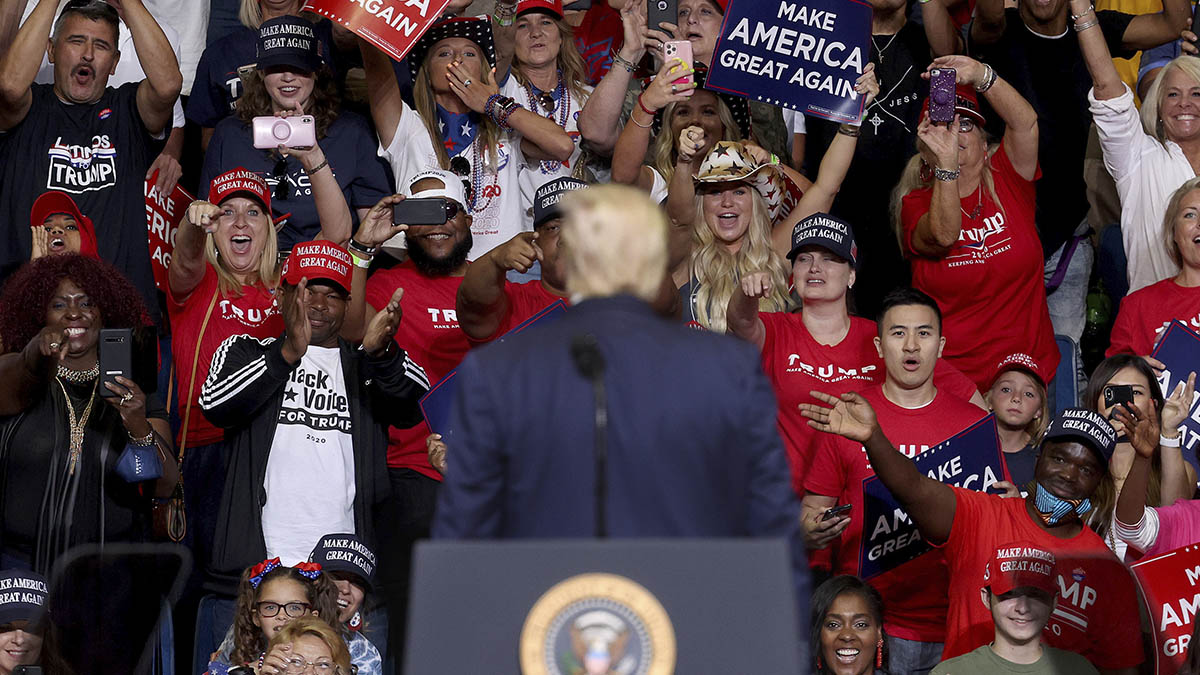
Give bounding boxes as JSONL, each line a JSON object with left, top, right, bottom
{"left": 0, "top": 254, "right": 178, "bottom": 574}
{"left": 199, "top": 15, "right": 390, "bottom": 252}
{"left": 894, "top": 55, "right": 1059, "bottom": 391}
{"left": 361, "top": 15, "right": 574, "bottom": 260}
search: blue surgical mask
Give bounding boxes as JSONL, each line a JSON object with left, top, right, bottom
{"left": 1034, "top": 483, "right": 1092, "bottom": 526}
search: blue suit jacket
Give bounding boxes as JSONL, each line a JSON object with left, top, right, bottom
{"left": 433, "top": 295, "right": 803, "bottom": 547}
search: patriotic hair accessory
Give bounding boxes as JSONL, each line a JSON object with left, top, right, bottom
{"left": 248, "top": 557, "right": 282, "bottom": 589}
{"left": 294, "top": 562, "right": 323, "bottom": 580}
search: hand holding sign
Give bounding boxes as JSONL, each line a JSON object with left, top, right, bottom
{"left": 801, "top": 390, "right": 878, "bottom": 443}
{"left": 856, "top": 62, "right": 879, "bottom": 108}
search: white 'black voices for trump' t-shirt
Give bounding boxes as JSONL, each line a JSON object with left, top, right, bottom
{"left": 0, "top": 82, "right": 161, "bottom": 320}
{"left": 262, "top": 346, "right": 355, "bottom": 565}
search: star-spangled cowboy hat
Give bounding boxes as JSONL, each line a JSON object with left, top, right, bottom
{"left": 407, "top": 16, "right": 497, "bottom": 87}
{"left": 693, "top": 140, "right": 801, "bottom": 222}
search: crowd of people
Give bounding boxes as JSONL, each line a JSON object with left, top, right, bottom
{"left": 4, "top": 0, "right": 1200, "bottom": 672}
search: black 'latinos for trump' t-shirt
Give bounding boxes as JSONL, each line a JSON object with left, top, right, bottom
{"left": 0, "top": 82, "right": 161, "bottom": 320}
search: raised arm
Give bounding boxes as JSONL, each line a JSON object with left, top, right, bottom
{"left": 125, "top": 0, "right": 182, "bottom": 135}
{"left": 0, "top": 0, "right": 24, "bottom": 59}
{"left": 360, "top": 38, "right": 403, "bottom": 150}
{"left": 577, "top": 1, "right": 650, "bottom": 154}
{"left": 920, "top": 0, "right": 964, "bottom": 57}
{"left": 1120, "top": 0, "right": 1191, "bottom": 51}
{"left": 908, "top": 116, "right": 962, "bottom": 257}
{"left": 168, "top": 200, "right": 219, "bottom": 302}
{"left": 456, "top": 232, "right": 541, "bottom": 340}
{"left": 340, "top": 194, "right": 409, "bottom": 343}
{"left": 970, "top": 0, "right": 1008, "bottom": 47}
{"left": 939, "top": 55, "right": 1038, "bottom": 179}
{"left": 280, "top": 112, "right": 353, "bottom": 246}
{"left": 664, "top": 125, "right": 705, "bottom": 226}
{"left": 492, "top": 1, "right": 517, "bottom": 81}
{"left": 611, "top": 58, "right": 695, "bottom": 185}
{"left": 1157, "top": 372, "right": 1198, "bottom": 505}
{"left": 1072, "top": 0, "right": 1128, "bottom": 101}
{"left": 800, "top": 391, "right": 958, "bottom": 544}
{"left": 726, "top": 271, "right": 770, "bottom": 350}
{"left": 0, "top": 0, "right": 55, "bottom": 130}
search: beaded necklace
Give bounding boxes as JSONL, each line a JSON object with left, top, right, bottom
{"left": 521, "top": 72, "right": 571, "bottom": 175}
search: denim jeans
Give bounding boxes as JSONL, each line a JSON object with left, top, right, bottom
{"left": 1044, "top": 223, "right": 1094, "bottom": 344}
{"left": 886, "top": 635, "right": 944, "bottom": 675}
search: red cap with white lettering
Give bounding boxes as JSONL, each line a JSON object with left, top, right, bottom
{"left": 281, "top": 240, "right": 353, "bottom": 294}
{"left": 990, "top": 353, "right": 1045, "bottom": 389}
{"left": 983, "top": 541, "right": 1058, "bottom": 596}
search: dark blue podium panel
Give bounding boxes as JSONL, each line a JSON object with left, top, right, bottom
{"left": 404, "top": 538, "right": 803, "bottom": 674}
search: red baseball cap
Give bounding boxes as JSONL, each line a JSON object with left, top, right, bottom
{"left": 281, "top": 240, "right": 353, "bottom": 293}
{"left": 990, "top": 353, "right": 1045, "bottom": 389}
{"left": 984, "top": 542, "right": 1058, "bottom": 596}
{"left": 29, "top": 191, "right": 98, "bottom": 258}
{"left": 517, "top": 0, "right": 563, "bottom": 17}
{"left": 208, "top": 167, "right": 272, "bottom": 213}
{"left": 921, "top": 83, "right": 987, "bottom": 128}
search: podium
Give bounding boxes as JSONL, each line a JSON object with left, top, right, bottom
{"left": 404, "top": 538, "right": 805, "bottom": 674}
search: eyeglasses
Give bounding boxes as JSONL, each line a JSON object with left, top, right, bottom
{"left": 958, "top": 117, "right": 977, "bottom": 133}
{"left": 282, "top": 656, "right": 339, "bottom": 674}
{"left": 272, "top": 157, "right": 289, "bottom": 201}
{"left": 253, "top": 601, "right": 311, "bottom": 618}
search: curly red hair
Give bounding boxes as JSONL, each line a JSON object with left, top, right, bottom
{"left": 0, "top": 254, "right": 150, "bottom": 353}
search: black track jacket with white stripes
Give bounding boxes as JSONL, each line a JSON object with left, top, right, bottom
{"left": 199, "top": 333, "right": 429, "bottom": 592}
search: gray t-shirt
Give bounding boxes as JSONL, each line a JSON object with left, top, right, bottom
{"left": 931, "top": 644, "right": 1099, "bottom": 674}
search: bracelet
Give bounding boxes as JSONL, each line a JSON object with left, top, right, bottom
{"left": 1161, "top": 433, "right": 1183, "bottom": 448}
{"left": 347, "top": 238, "right": 377, "bottom": 256}
{"left": 630, "top": 114, "right": 653, "bottom": 129}
{"left": 351, "top": 251, "right": 371, "bottom": 269}
{"left": 1073, "top": 17, "right": 1099, "bottom": 31}
{"left": 611, "top": 49, "right": 638, "bottom": 74}
{"left": 837, "top": 124, "right": 860, "bottom": 137}
{"left": 305, "top": 159, "right": 329, "bottom": 176}
{"left": 637, "top": 93, "right": 657, "bottom": 117}
{"left": 933, "top": 166, "right": 960, "bottom": 181}
{"left": 975, "top": 64, "right": 997, "bottom": 93}
{"left": 494, "top": 1, "right": 515, "bottom": 26}
{"left": 128, "top": 429, "right": 156, "bottom": 447}
{"left": 1070, "top": 4, "right": 1095, "bottom": 21}
{"left": 769, "top": 153, "right": 781, "bottom": 166}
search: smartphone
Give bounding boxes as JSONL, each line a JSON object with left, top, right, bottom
{"left": 821, "top": 504, "right": 852, "bottom": 521}
{"left": 99, "top": 328, "right": 132, "bottom": 400}
{"left": 14, "top": 667, "right": 44, "bottom": 675}
{"left": 251, "top": 115, "right": 316, "bottom": 150}
{"left": 1104, "top": 384, "right": 1135, "bottom": 409}
{"left": 1192, "top": 2, "right": 1200, "bottom": 42}
{"left": 394, "top": 198, "right": 452, "bottom": 226}
{"left": 648, "top": 0, "right": 677, "bottom": 37}
{"left": 928, "top": 68, "right": 957, "bottom": 125}
{"left": 663, "top": 40, "right": 694, "bottom": 87}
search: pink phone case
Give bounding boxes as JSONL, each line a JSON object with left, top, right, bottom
{"left": 251, "top": 115, "right": 316, "bottom": 149}
{"left": 663, "top": 40, "right": 694, "bottom": 86}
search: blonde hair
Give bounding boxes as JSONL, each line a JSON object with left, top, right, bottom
{"left": 267, "top": 616, "right": 351, "bottom": 673}
{"left": 651, "top": 94, "right": 742, "bottom": 183}
{"left": 560, "top": 185, "right": 667, "bottom": 302}
{"left": 1141, "top": 55, "right": 1200, "bottom": 144}
{"left": 690, "top": 189, "right": 791, "bottom": 332}
{"left": 413, "top": 43, "right": 500, "bottom": 171}
{"left": 204, "top": 219, "right": 280, "bottom": 297}
{"left": 890, "top": 140, "right": 1004, "bottom": 251}
{"left": 510, "top": 15, "right": 589, "bottom": 101}
{"left": 1161, "top": 175, "right": 1200, "bottom": 268}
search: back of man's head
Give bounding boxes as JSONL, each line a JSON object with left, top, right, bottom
{"left": 559, "top": 184, "right": 667, "bottom": 303}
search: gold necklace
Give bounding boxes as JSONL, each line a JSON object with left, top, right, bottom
{"left": 55, "top": 377, "right": 99, "bottom": 476}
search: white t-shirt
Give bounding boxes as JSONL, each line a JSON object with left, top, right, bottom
{"left": 262, "top": 346, "right": 356, "bottom": 565}
{"left": 25, "top": 0, "right": 186, "bottom": 128}
{"left": 379, "top": 101, "right": 527, "bottom": 259}
{"left": 780, "top": 108, "right": 807, "bottom": 157}
{"left": 501, "top": 76, "right": 593, "bottom": 230}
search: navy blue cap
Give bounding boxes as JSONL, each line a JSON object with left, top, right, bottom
{"left": 786, "top": 212, "right": 857, "bottom": 265}
{"left": 0, "top": 570, "right": 47, "bottom": 626}
{"left": 1043, "top": 408, "right": 1118, "bottom": 464}
{"left": 257, "top": 16, "right": 324, "bottom": 72}
{"left": 310, "top": 533, "right": 376, "bottom": 592}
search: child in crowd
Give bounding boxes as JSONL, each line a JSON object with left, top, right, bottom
{"left": 931, "top": 543, "right": 1097, "bottom": 674}
{"left": 985, "top": 354, "right": 1049, "bottom": 492}
{"left": 208, "top": 559, "right": 338, "bottom": 674}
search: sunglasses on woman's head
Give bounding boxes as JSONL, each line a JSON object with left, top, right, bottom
{"left": 273, "top": 158, "right": 289, "bottom": 201}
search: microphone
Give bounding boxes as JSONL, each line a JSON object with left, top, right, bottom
{"left": 570, "top": 334, "right": 608, "bottom": 538}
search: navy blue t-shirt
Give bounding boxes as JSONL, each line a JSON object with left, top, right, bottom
{"left": 186, "top": 20, "right": 338, "bottom": 128}
{"left": 199, "top": 111, "right": 392, "bottom": 251}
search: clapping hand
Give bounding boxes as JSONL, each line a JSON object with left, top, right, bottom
{"left": 281, "top": 278, "right": 312, "bottom": 364}
{"left": 362, "top": 288, "right": 404, "bottom": 357}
